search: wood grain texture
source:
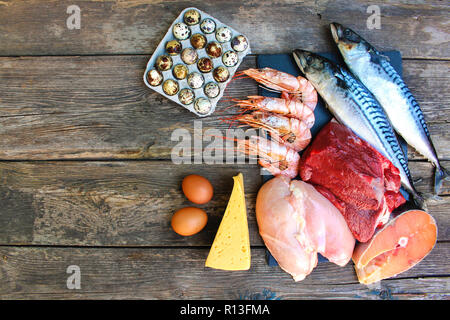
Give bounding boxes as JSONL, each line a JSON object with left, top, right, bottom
{"left": 1, "top": 55, "right": 448, "bottom": 160}
{"left": 0, "top": 0, "right": 449, "bottom": 58}
{"left": 0, "top": 160, "right": 448, "bottom": 246}
{"left": 0, "top": 244, "right": 448, "bottom": 300}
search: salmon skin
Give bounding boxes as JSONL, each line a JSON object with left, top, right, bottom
{"left": 330, "top": 23, "right": 449, "bottom": 195}
{"left": 292, "top": 49, "right": 424, "bottom": 209}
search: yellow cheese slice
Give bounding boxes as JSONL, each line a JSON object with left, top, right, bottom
{"left": 205, "top": 173, "right": 250, "bottom": 270}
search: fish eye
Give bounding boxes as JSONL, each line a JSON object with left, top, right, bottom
{"left": 306, "top": 55, "right": 313, "bottom": 64}
{"left": 344, "top": 29, "right": 351, "bottom": 36}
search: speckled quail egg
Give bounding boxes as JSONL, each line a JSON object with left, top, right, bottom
{"left": 146, "top": 69, "right": 163, "bottom": 86}
{"left": 194, "top": 98, "right": 212, "bottom": 115}
{"left": 213, "top": 66, "right": 230, "bottom": 83}
{"left": 215, "top": 27, "right": 232, "bottom": 43}
{"left": 172, "top": 64, "right": 189, "bottom": 80}
{"left": 197, "top": 57, "right": 214, "bottom": 73}
{"left": 183, "top": 9, "right": 201, "bottom": 26}
{"left": 205, "top": 42, "right": 222, "bottom": 59}
{"left": 165, "top": 40, "right": 182, "bottom": 56}
{"left": 231, "top": 35, "right": 249, "bottom": 52}
{"left": 181, "top": 48, "right": 198, "bottom": 65}
{"left": 173, "top": 22, "right": 191, "bottom": 40}
{"left": 162, "top": 79, "right": 179, "bottom": 96}
{"left": 190, "top": 33, "right": 207, "bottom": 49}
{"left": 178, "top": 88, "right": 195, "bottom": 105}
{"left": 222, "top": 50, "right": 239, "bottom": 67}
{"left": 155, "top": 55, "right": 173, "bottom": 71}
{"left": 200, "top": 18, "right": 216, "bottom": 34}
{"left": 204, "top": 82, "right": 220, "bottom": 98}
{"left": 187, "top": 72, "right": 205, "bottom": 89}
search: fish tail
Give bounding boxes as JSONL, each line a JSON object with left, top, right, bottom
{"left": 411, "top": 191, "right": 428, "bottom": 211}
{"left": 434, "top": 165, "right": 450, "bottom": 195}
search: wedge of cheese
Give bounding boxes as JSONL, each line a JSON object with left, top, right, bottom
{"left": 205, "top": 173, "right": 250, "bottom": 270}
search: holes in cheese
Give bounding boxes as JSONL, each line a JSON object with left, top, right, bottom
{"left": 205, "top": 173, "right": 251, "bottom": 270}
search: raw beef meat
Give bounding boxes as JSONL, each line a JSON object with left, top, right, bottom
{"left": 299, "top": 122, "right": 405, "bottom": 242}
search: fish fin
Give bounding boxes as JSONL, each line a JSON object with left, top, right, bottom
{"left": 412, "top": 192, "right": 428, "bottom": 211}
{"left": 434, "top": 166, "right": 450, "bottom": 195}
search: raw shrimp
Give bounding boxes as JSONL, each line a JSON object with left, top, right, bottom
{"left": 230, "top": 92, "right": 315, "bottom": 128}
{"left": 236, "top": 136, "right": 300, "bottom": 178}
{"left": 230, "top": 111, "right": 311, "bottom": 152}
{"left": 237, "top": 67, "right": 318, "bottom": 111}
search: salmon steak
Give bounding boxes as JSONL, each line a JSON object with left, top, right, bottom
{"left": 299, "top": 122, "right": 406, "bottom": 242}
{"left": 352, "top": 210, "right": 437, "bottom": 284}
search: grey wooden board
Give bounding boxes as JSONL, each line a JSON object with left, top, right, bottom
{"left": 0, "top": 244, "right": 449, "bottom": 299}
{"left": 0, "top": 160, "right": 448, "bottom": 247}
{"left": 0, "top": 56, "right": 448, "bottom": 160}
{"left": 0, "top": 0, "right": 449, "bottom": 59}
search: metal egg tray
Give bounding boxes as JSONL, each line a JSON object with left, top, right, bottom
{"left": 143, "top": 7, "right": 251, "bottom": 117}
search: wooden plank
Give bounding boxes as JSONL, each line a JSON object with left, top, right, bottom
{"left": 0, "top": 244, "right": 448, "bottom": 299}
{"left": 1, "top": 55, "right": 448, "bottom": 160}
{"left": 0, "top": 160, "right": 448, "bottom": 246}
{"left": 0, "top": 0, "right": 448, "bottom": 59}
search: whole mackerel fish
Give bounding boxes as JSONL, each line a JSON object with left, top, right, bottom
{"left": 292, "top": 49, "right": 424, "bottom": 208}
{"left": 330, "top": 23, "right": 449, "bottom": 195}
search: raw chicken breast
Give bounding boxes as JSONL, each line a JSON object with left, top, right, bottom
{"left": 256, "top": 176, "right": 355, "bottom": 281}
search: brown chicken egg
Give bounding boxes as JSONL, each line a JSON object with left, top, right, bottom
{"left": 165, "top": 40, "right": 182, "bottom": 56}
{"left": 155, "top": 55, "right": 173, "bottom": 71}
{"left": 171, "top": 207, "right": 208, "bottom": 236}
{"left": 213, "top": 66, "right": 230, "bottom": 83}
{"left": 197, "top": 57, "right": 214, "bottom": 73}
{"left": 190, "top": 33, "right": 207, "bottom": 49}
{"left": 182, "top": 174, "right": 214, "bottom": 204}
{"left": 173, "top": 64, "right": 188, "bottom": 80}
{"left": 146, "top": 69, "right": 163, "bottom": 86}
{"left": 205, "top": 42, "right": 222, "bottom": 59}
{"left": 162, "top": 79, "right": 179, "bottom": 96}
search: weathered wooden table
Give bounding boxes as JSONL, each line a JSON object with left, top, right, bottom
{"left": 0, "top": 0, "right": 448, "bottom": 300}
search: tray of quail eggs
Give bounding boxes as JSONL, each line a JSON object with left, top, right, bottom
{"left": 143, "top": 7, "right": 251, "bottom": 117}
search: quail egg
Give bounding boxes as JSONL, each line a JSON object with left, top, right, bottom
{"left": 190, "top": 33, "right": 207, "bottom": 49}
{"left": 187, "top": 72, "right": 205, "bottom": 89}
{"left": 231, "top": 35, "right": 249, "bottom": 52}
{"left": 155, "top": 55, "right": 173, "bottom": 71}
{"left": 200, "top": 18, "right": 216, "bottom": 34}
{"left": 173, "top": 22, "right": 191, "bottom": 40}
{"left": 215, "top": 27, "right": 232, "bottom": 43}
{"left": 197, "top": 57, "right": 214, "bottom": 73}
{"left": 213, "top": 66, "right": 230, "bottom": 83}
{"left": 162, "top": 79, "right": 179, "bottom": 96}
{"left": 222, "top": 50, "right": 239, "bottom": 67}
{"left": 194, "top": 98, "right": 212, "bottom": 115}
{"left": 165, "top": 40, "right": 182, "bottom": 56}
{"left": 181, "top": 47, "right": 198, "bottom": 65}
{"left": 172, "top": 64, "right": 188, "bottom": 80}
{"left": 178, "top": 88, "right": 195, "bottom": 105}
{"left": 183, "top": 9, "right": 201, "bottom": 26}
{"left": 146, "top": 69, "right": 163, "bottom": 87}
{"left": 204, "top": 82, "right": 220, "bottom": 98}
{"left": 205, "top": 42, "right": 222, "bottom": 59}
